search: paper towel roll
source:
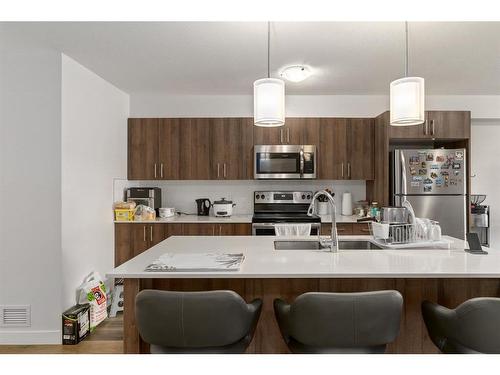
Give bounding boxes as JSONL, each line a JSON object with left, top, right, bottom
{"left": 342, "top": 192, "right": 353, "bottom": 216}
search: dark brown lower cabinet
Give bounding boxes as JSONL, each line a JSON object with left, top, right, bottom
{"left": 321, "top": 223, "right": 370, "bottom": 236}
{"left": 115, "top": 223, "right": 252, "bottom": 266}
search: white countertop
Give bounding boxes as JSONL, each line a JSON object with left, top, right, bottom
{"left": 107, "top": 235, "right": 500, "bottom": 279}
{"left": 114, "top": 214, "right": 363, "bottom": 224}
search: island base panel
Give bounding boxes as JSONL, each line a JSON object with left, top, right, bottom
{"left": 122, "top": 278, "right": 500, "bottom": 354}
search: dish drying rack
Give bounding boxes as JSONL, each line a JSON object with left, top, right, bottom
{"left": 369, "top": 221, "right": 451, "bottom": 249}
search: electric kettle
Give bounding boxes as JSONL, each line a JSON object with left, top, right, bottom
{"left": 196, "top": 198, "right": 211, "bottom": 216}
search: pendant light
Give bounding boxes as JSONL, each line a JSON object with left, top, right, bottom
{"left": 254, "top": 22, "right": 285, "bottom": 127}
{"left": 390, "top": 22, "right": 425, "bottom": 126}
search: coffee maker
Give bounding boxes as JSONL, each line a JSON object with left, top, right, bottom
{"left": 196, "top": 198, "right": 211, "bottom": 216}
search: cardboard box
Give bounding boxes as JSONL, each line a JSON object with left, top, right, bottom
{"left": 62, "top": 304, "right": 90, "bottom": 345}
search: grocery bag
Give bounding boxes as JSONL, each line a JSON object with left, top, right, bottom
{"left": 77, "top": 271, "right": 108, "bottom": 331}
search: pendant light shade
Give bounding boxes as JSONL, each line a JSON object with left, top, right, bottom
{"left": 390, "top": 77, "right": 425, "bottom": 126}
{"left": 254, "top": 78, "right": 285, "bottom": 127}
{"left": 254, "top": 22, "right": 285, "bottom": 127}
{"left": 390, "top": 22, "right": 425, "bottom": 126}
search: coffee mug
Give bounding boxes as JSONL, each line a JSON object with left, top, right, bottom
{"left": 159, "top": 207, "right": 175, "bottom": 218}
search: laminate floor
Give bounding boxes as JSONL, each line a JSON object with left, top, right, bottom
{"left": 0, "top": 314, "right": 123, "bottom": 354}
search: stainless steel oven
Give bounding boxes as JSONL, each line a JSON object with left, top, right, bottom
{"left": 254, "top": 145, "right": 316, "bottom": 179}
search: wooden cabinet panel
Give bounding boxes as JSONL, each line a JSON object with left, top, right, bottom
{"left": 319, "top": 118, "right": 348, "bottom": 179}
{"left": 300, "top": 118, "right": 320, "bottom": 145}
{"left": 253, "top": 125, "right": 282, "bottom": 145}
{"left": 158, "top": 119, "right": 181, "bottom": 179}
{"left": 348, "top": 118, "right": 374, "bottom": 180}
{"left": 148, "top": 224, "right": 165, "bottom": 247}
{"left": 231, "top": 223, "right": 252, "bottom": 235}
{"left": 321, "top": 223, "right": 353, "bottom": 235}
{"left": 352, "top": 223, "right": 371, "bottom": 235}
{"left": 115, "top": 223, "right": 133, "bottom": 267}
{"left": 179, "top": 118, "right": 212, "bottom": 180}
{"left": 182, "top": 223, "right": 216, "bottom": 235}
{"left": 282, "top": 118, "right": 304, "bottom": 145}
{"left": 127, "top": 118, "right": 159, "bottom": 180}
{"left": 164, "top": 223, "right": 183, "bottom": 238}
{"left": 131, "top": 224, "right": 153, "bottom": 258}
{"left": 253, "top": 118, "right": 319, "bottom": 146}
{"left": 388, "top": 121, "right": 427, "bottom": 139}
{"left": 427, "top": 111, "right": 470, "bottom": 139}
{"left": 211, "top": 118, "right": 254, "bottom": 180}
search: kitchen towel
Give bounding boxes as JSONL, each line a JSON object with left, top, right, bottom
{"left": 145, "top": 253, "right": 244, "bottom": 272}
{"left": 274, "top": 223, "right": 311, "bottom": 236}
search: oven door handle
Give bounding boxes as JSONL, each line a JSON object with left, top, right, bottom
{"left": 299, "top": 149, "right": 305, "bottom": 177}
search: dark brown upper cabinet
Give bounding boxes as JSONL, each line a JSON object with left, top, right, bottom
{"left": 128, "top": 118, "right": 159, "bottom": 180}
{"left": 388, "top": 111, "right": 471, "bottom": 140}
{"left": 253, "top": 118, "right": 320, "bottom": 145}
{"left": 179, "top": 118, "right": 212, "bottom": 180}
{"left": 158, "top": 119, "right": 181, "bottom": 179}
{"left": 211, "top": 118, "right": 254, "bottom": 180}
{"left": 318, "top": 118, "right": 374, "bottom": 180}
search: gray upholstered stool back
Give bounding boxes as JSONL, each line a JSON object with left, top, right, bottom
{"left": 422, "top": 298, "right": 500, "bottom": 354}
{"left": 136, "top": 289, "right": 262, "bottom": 353}
{"left": 274, "top": 290, "right": 403, "bottom": 353}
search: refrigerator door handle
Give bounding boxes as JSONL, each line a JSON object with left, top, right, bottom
{"left": 399, "top": 151, "right": 407, "bottom": 195}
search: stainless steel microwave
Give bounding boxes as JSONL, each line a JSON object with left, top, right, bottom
{"left": 254, "top": 145, "right": 317, "bottom": 179}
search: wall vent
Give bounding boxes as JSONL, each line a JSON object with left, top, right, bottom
{"left": 0, "top": 305, "right": 31, "bottom": 327}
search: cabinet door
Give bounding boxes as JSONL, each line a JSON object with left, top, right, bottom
{"left": 158, "top": 119, "right": 181, "bottom": 179}
{"left": 131, "top": 224, "right": 152, "bottom": 258}
{"left": 232, "top": 223, "right": 252, "bottom": 235}
{"left": 348, "top": 118, "right": 375, "bottom": 180}
{"left": 211, "top": 118, "right": 254, "bottom": 180}
{"left": 352, "top": 223, "right": 371, "bottom": 235}
{"left": 300, "top": 118, "right": 320, "bottom": 145}
{"left": 319, "top": 118, "right": 348, "bottom": 179}
{"left": 427, "top": 111, "right": 470, "bottom": 139}
{"left": 282, "top": 119, "right": 303, "bottom": 145}
{"left": 148, "top": 225, "right": 165, "bottom": 247}
{"left": 164, "top": 223, "right": 184, "bottom": 239}
{"left": 182, "top": 223, "right": 216, "bottom": 235}
{"left": 179, "top": 118, "right": 212, "bottom": 180}
{"left": 388, "top": 120, "right": 427, "bottom": 139}
{"left": 321, "top": 223, "right": 353, "bottom": 235}
{"left": 128, "top": 118, "right": 159, "bottom": 180}
{"left": 115, "top": 224, "right": 133, "bottom": 267}
{"left": 253, "top": 125, "right": 282, "bottom": 145}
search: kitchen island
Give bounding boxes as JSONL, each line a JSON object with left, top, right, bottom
{"left": 108, "top": 235, "right": 500, "bottom": 354}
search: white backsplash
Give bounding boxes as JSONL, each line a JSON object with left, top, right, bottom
{"left": 114, "top": 179, "right": 366, "bottom": 215}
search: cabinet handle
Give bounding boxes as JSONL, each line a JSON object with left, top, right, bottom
{"left": 280, "top": 129, "right": 283, "bottom": 144}
{"left": 217, "top": 163, "right": 220, "bottom": 178}
{"left": 143, "top": 226, "right": 146, "bottom": 242}
{"left": 160, "top": 163, "right": 164, "bottom": 178}
{"left": 287, "top": 128, "right": 290, "bottom": 143}
{"left": 431, "top": 120, "right": 435, "bottom": 136}
{"left": 150, "top": 226, "right": 153, "bottom": 242}
{"left": 219, "top": 225, "right": 222, "bottom": 235}
{"left": 347, "top": 162, "right": 351, "bottom": 179}
{"left": 223, "top": 163, "right": 227, "bottom": 178}
{"left": 154, "top": 163, "right": 157, "bottom": 178}
{"left": 212, "top": 226, "right": 215, "bottom": 235}
{"left": 423, "top": 120, "right": 427, "bottom": 135}
{"left": 341, "top": 163, "right": 344, "bottom": 178}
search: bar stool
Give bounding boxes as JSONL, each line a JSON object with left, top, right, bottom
{"left": 135, "top": 289, "right": 262, "bottom": 353}
{"left": 274, "top": 291, "right": 403, "bottom": 353}
{"left": 422, "top": 298, "right": 500, "bottom": 354}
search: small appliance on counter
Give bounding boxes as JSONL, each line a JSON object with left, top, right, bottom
{"left": 213, "top": 198, "right": 236, "bottom": 217}
{"left": 196, "top": 198, "right": 211, "bottom": 216}
{"left": 126, "top": 187, "right": 161, "bottom": 215}
{"left": 470, "top": 194, "right": 490, "bottom": 247}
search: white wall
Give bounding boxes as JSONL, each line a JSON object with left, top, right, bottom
{"left": 61, "top": 55, "right": 129, "bottom": 310}
{"left": 0, "top": 34, "right": 62, "bottom": 344}
{"left": 130, "top": 93, "right": 500, "bottom": 119}
{"left": 471, "top": 120, "right": 500, "bottom": 248}
{"left": 124, "top": 180, "right": 366, "bottom": 215}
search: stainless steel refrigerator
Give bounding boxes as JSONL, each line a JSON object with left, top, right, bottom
{"left": 391, "top": 148, "right": 467, "bottom": 239}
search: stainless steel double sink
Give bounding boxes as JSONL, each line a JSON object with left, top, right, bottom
{"left": 274, "top": 240, "right": 382, "bottom": 251}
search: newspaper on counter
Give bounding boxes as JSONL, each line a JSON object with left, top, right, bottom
{"left": 145, "top": 252, "right": 245, "bottom": 272}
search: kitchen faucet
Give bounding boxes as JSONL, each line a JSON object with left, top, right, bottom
{"left": 307, "top": 190, "right": 338, "bottom": 252}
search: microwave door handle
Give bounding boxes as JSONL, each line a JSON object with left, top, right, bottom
{"left": 299, "top": 149, "right": 304, "bottom": 177}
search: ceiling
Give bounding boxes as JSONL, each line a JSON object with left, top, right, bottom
{"left": 3, "top": 22, "right": 500, "bottom": 95}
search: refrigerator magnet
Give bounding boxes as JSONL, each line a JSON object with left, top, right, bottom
{"left": 411, "top": 182, "right": 420, "bottom": 187}
{"left": 440, "top": 171, "right": 449, "bottom": 176}
{"left": 455, "top": 151, "right": 464, "bottom": 160}
{"left": 435, "top": 177, "right": 444, "bottom": 187}
{"left": 441, "top": 164, "right": 450, "bottom": 169}
{"left": 453, "top": 163, "right": 461, "bottom": 169}
{"left": 424, "top": 178, "right": 433, "bottom": 185}
{"left": 409, "top": 156, "right": 420, "bottom": 164}
{"left": 423, "top": 185, "right": 432, "bottom": 192}
{"left": 430, "top": 172, "right": 438, "bottom": 179}
{"left": 454, "top": 170, "right": 460, "bottom": 176}
{"left": 430, "top": 164, "right": 439, "bottom": 169}
{"left": 410, "top": 167, "right": 417, "bottom": 175}
{"left": 436, "top": 155, "right": 445, "bottom": 162}
{"left": 426, "top": 153, "right": 434, "bottom": 161}
{"left": 412, "top": 176, "right": 423, "bottom": 182}
{"left": 419, "top": 168, "right": 427, "bottom": 175}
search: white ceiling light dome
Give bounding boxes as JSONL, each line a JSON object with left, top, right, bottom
{"left": 390, "top": 22, "right": 425, "bottom": 126}
{"left": 280, "top": 65, "right": 312, "bottom": 82}
{"left": 254, "top": 22, "right": 285, "bottom": 127}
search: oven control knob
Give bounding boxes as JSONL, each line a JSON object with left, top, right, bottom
{"left": 255, "top": 195, "right": 259, "bottom": 200}
{"left": 307, "top": 194, "right": 311, "bottom": 199}
{"left": 261, "top": 194, "right": 266, "bottom": 200}
{"left": 301, "top": 194, "right": 305, "bottom": 199}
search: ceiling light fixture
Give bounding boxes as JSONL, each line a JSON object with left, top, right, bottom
{"left": 254, "top": 22, "right": 285, "bottom": 127}
{"left": 390, "top": 22, "right": 425, "bottom": 126}
{"left": 280, "top": 65, "right": 312, "bottom": 83}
